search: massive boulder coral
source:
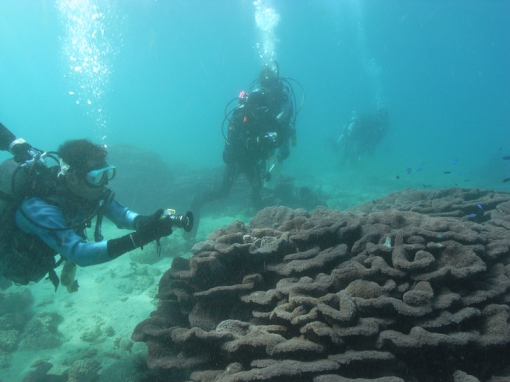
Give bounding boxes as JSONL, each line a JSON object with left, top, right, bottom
{"left": 133, "top": 188, "right": 510, "bottom": 381}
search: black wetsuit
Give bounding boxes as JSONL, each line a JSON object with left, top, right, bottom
{"left": 190, "top": 85, "right": 294, "bottom": 227}
{"left": 338, "top": 109, "right": 389, "bottom": 164}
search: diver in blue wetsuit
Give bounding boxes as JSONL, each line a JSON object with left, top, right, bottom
{"left": 0, "top": 124, "right": 192, "bottom": 290}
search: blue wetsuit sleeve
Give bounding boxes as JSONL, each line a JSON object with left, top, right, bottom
{"left": 16, "top": 198, "right": 112, "bottom": 267}
{"left": 104, "top": 200, "right": 138, "bottom": 230}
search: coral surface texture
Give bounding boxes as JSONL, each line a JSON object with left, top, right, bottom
{"left": 132, "top": 188, "right": 510, "bottom": 382}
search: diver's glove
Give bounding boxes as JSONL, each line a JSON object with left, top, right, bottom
{"left": 0, "top": 123, "right": 44, "bottom": 165}
{"left": 134, "top": 209, "right": 173, "bottom": 244}
{"left": 107, "top": 209, "right": 173, "bottom": 259}
{"left": 9, "top": 139, "right": 37, "bottom": 164}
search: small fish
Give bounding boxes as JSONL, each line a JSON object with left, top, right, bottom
{"left": 396, "top": 175, "right": 400, "bottom": 179}
{"left": 416, "top": 167, "right": 422, "bottom": 172}
{"left": 464, "top": 179, "right": 470, "bottom": 182}
{"left": 468, "top": 213, "right": 476, "bottom": 219}
{"left": 405, "top": 168, "right": 411, "bottom": 174}
{"left": 444, "top": 171, "right": 451, "bottom": 174}
{"left": 503, "top": 156, "right": 510, "bottom": 160}
{"left": 477, "top": 204, "right": 483, "bottom": 210}
{"left": 503, "top": 178, "right": 510, "bottom": 183}
{"left": 423, "top": 184, "right": 431, "bottom": 188}
{"left": 452, "top": 159, "right": 458, "bottom": 165}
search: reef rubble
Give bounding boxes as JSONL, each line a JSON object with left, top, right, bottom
{"left": 132, "top": 187, "right": 510, "bottom": 381}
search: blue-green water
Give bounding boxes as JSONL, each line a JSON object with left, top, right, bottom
{"left": 0, "top": 1, "right": 510, "bottom": 380}
{"left": 1, "top": 0, "right": 508, "bottom": 195}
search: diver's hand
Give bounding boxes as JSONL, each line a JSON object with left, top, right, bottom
{"left": 134, "top": 209, "right": 173, "bottom": 245}
{"left": 10, "top": 141, "right": 36, "bottom": 163}
{"left": 107, "top": 209, "right": 173, "bottom": 259}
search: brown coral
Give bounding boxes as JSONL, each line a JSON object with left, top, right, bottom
{"left": 132, "top": 188, "right": 510, "bottom": 381}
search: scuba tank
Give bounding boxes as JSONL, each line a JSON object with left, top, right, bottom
{"left": 0, "top": 122, "right": 49, "bottom": 211}
{"left": 0, "top": 154, "right": 56, "bottom": 212}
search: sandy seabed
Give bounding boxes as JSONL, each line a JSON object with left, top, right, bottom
{"left": 0, "top": 214, "right": 235, "bottom": 382}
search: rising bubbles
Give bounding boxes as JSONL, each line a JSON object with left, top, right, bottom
{"left": 254, "top": 0, "right": 280, "bottom": 64}
{"left": 57, "top": 0, "right": 120, "bottom": 142}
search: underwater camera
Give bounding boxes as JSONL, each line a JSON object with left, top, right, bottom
{"left": 257, "top": 132, "right": 278, "bottom": 148}
{"left": 164, "top": 210, "right": 194, "bottom": 232}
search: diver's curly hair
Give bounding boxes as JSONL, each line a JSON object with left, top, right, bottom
{"left": 58, "top": 139, "right": 107, "bottom": 174}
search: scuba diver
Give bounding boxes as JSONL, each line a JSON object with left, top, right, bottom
{"left": 335, "top": 108, "right": 389, "bottom": 165}
{"left": 185, "top": 62, "right": 304, "bottom": 239}
{"left": 0, "top": 122, "right": 192, "bottom": 291}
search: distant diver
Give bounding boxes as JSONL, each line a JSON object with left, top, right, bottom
{"left": 185, "top": 61, "right": 304, "bottom": 240}
{"left": 335, "top": 108, "right": 389, "bottom": 165}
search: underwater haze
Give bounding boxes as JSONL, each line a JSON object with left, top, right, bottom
{"left": 0, "top": 0, "right": 509, "bottom": 197}
{"left": 2, "top": 1, "right": 510, "bottom": 381}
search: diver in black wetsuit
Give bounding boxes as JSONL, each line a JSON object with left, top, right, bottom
{"left": 336, "top": 108, "right": 389, "bottom": 164}
{"left": 186, "top": 64, "right": 298, "bottom": 239}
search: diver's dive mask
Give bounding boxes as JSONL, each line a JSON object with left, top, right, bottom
{"left": 85, "top": 165, "right": 116, "bottom": 187}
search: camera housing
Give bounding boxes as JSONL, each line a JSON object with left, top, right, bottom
{"left": 165, "top": 210, "right": 194, "bottom": 232}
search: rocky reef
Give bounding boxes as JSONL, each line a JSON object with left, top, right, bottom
{"left": 132, "top": 187, "right": 510, "bottom": 381}
{"left": 107, "top": 144, "right": 327, "bottom": 217}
